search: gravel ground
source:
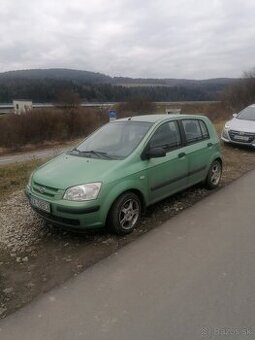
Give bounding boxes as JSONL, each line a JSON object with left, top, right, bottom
{"left": 0, "top": 191, "right": 45, "bottom": 254}
{"left": 0, "top": 143, "right": 255, "bottom": 319}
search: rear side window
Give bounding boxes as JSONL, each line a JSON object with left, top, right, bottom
{"left": 182, "top": 119, "right": 209, "bottom": 144}
{"left": 199, "top": 120, "right": 209, "bottom": 139}
{"left": 150, "top": 121, "right": 181, "bottom": 151}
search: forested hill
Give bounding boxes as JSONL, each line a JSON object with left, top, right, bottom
{"left": 0, "top": 68, "right": 238, "bottom": 103}
{"left": 0, "top": 69, "right": 112, "bottom": 83}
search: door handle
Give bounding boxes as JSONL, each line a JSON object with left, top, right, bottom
{"left": 207, "top": 142, "right": 213, "bottom": 147}
{"left": 178, "top": 152, "right": 186, "bottom": 158}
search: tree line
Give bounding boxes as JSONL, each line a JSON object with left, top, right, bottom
{"left": 0, "top": 78, "right": 221, "bottom": 103}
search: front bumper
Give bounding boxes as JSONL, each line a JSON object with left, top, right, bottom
{"left": 25, "top": 188, "right": 104, "bottom": 230}
{"left": 221, "top": 129, "right": 255, "bottom": 148}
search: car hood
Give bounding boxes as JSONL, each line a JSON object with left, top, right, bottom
{"left": 228, "top": 118, "right": 255, "bottom": 133}
{"left": 33, "top": 153, "right": 121, "bottom": 189}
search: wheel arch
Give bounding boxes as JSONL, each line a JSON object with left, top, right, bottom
{"left": 214, "top": 157, "right": 223, "bottom": 166}
{"left": 105, "top": 188, "right": 146, "bottom": 226}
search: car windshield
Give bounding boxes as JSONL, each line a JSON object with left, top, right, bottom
{"left": 237, "top": 106, "right": 255, "bottom": 121}
{"left": 70, "top": 121, "right": 153, "bottom": 159}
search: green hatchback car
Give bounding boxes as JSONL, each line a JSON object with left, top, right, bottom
{"left": 26, "top": 114, "right": 222, "bottom": 235}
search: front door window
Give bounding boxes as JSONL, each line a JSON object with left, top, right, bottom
{"left": 149, "top": 121, "right": 181, "bottom": 151}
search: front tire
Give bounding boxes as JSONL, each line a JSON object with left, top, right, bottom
{"left": 108, "top": 192, "right": 142, "bottom": 235}
{"left": 205, "top": 159, "right": 222, "bottom": 189}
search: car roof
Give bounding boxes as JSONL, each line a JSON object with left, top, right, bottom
{"left": 248, "top": 104, "right": 255, "bottom": 108}
{"left": 116, "top": 114, "right": 206, "bottom": 123}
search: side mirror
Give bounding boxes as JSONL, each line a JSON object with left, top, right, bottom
{"left": 146, "top": 147, "right": 166, "bottom": 159}
{"left": 233, "top": 113, "right": 237, "bottom": 118}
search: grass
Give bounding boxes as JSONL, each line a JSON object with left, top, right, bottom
{"left": 0, "top": 159, "right": 44, "bottom": 200}
{"left": 155, "top": 102, "right": 231, "bottom": 122}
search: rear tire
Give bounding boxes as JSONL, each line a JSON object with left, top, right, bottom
{"left": 108, "top": 192, "right": 142, "bottom": 235}
{"left": 205, "top": 160, "right": 222, "bottom": 189}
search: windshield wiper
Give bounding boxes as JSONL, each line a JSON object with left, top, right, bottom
{"left": 72, "top": 148, "right": 113, "bottom": 159}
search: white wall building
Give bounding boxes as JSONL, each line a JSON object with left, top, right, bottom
{"left": 165, "top": 108, "right": 181, "bottom": 115}
{"left": 13, "top": 100, "right": 33, "bottom": 115}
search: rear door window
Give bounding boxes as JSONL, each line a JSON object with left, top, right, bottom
{"left": 182, "top": 119, "right": 209, "bottom": 144}
{"left": 199, "top": 120, "right": 209, "bottom": 139}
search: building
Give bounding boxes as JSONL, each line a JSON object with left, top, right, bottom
{"left": 13, "top": 100, "right": 33, "bottom": 115}
{"left": 165, "top": 108, "right": 181, "bottom": 115}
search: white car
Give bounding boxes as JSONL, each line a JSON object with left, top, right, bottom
{"left": 221, "top": 104, "right": 255, "bottom": 147}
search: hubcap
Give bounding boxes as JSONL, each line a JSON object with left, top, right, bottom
{"left": 211, "top": 162, "right": 221, "bottom": 185}
{"left": 119, "top": 199, "right": 140, "bottom": 230}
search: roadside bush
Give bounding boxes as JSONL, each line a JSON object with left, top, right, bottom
{"left": 181, "top": 102, "right": 230, "bottom": 122}
{"left": 0, "top": 108, "right": 108, "bottom": 149}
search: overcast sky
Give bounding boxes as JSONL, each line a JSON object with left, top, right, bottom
{"left": 0, "top": 0, "right": 255, "bottom": 79}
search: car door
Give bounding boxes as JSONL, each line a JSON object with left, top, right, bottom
{"left": 145, "top": 120, "right": 189, "bottom": 205}
{"left": 180, "top": 119, "right": 212, "bottom": 185}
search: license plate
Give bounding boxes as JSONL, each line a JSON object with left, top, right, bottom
{"left": 30, "top": 196, "right": 51, "bottom": 213}
{"left": 234, "top": 135, "right": 249, "bottom": 141}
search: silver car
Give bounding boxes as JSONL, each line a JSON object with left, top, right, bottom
{"left": 221, "top": 104, "right": 255, "bottom": 147}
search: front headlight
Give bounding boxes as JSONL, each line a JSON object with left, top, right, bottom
{"left": 63, "top": 183, "right": 102, "bottom": 201}
{"left": 224, "top": 121, "right": 231, "bottom": 129}
{"left": 222, "top": 128, "right": 229, "bottom": 139}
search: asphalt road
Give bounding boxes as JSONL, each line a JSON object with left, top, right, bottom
{"left": 0, "top": 146, "right": 70, "bottom": 165}
{"left": 1, "top": 171, "right": 255, "bottom": 340}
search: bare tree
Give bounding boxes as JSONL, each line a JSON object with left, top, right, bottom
{"left": 223, "top": 68, "right": 255, "bottom": 112}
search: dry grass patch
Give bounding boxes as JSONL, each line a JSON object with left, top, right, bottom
{"left": 0, "top": 159, "right": 44, "bottom": 200}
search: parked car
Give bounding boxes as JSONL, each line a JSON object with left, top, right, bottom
{"left": 26, "top": 114, "right": 222, "bottom": 235}
{"left": 221, "top": 104, "right": 255, "bottom": 147}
